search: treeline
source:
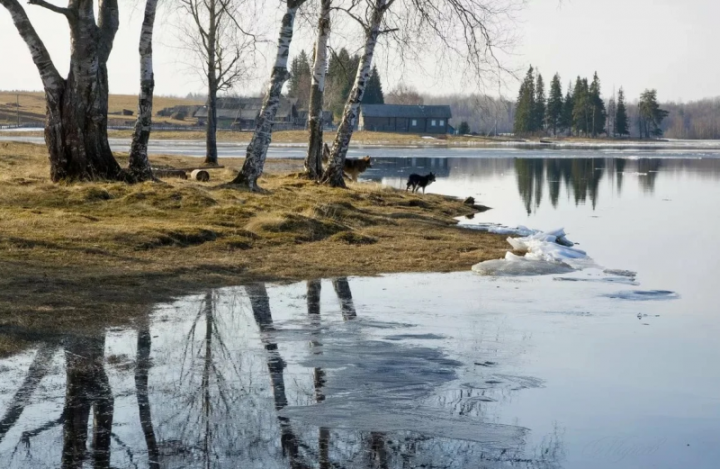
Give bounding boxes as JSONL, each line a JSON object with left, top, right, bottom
{"left": 287, "top": 48, "right": 384, "bottom": 118}
{"left": 513, "top": 66, "right": 670, "bottom": 139}
{"left": 659, "top": 98, "right": 720, "bottom": 139}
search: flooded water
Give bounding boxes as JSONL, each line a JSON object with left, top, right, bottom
{"left": 2, "top": 148, "right": 720, "bottom": 468}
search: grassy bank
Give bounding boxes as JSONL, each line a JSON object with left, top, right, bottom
{"left": 0, "top": 142, "right": 507, "bottom": 352}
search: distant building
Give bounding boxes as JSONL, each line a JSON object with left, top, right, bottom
{"left": 296, "top": 110, "right": 335, "bottom": 129}
{"left": 193, "top": 97, "right": 299, "bottom": 130}
{"left": 358, "top": 104, "right": 452, "bottom": 134}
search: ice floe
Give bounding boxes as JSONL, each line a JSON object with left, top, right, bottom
{"left": 471, "top": 228, "right": 594, "bottom": 276}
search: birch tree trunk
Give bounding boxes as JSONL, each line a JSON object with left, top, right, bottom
{"left": 1, "top": 0, "right": 126, "bottom": 182}
{"left": 232, "top": 0, "right": 306, "bottom": 189}
{"left": 303, "top": 0, "right": 331, "bottom": 180}
{"left": 128, "top": 0, "right": 159, "bottom": 181}
{"left": 205, "top": 4, "right": 219, "bottom": 165}
{"left": 321, "top": 0, "right": 387, "bottom": 187}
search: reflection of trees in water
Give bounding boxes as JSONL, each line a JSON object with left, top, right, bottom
{"left": 615, "top": 158, "right": 627, "bottom": 194}
{"left": 0, "top": 342, "right": 58, "bottom": 446}
{"left": 135, "top": 317, "right": 159, "bottom": 469}
{"left": 246, "top": 283, "right": 304, "bottom": 469}
{"left": 62, "top": 334, "right": 114, "bottom": 469}
{"left": 637, "top": 159, "right": 662, "bottom": 193}
{"left": 515, "top": 159, "right": 545, "bottom": 215}
{"left": 0, "top": 279, "right": 567, "bottom": 469}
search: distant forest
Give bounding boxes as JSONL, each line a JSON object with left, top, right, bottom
{"left": 205, "top": 63, "right": 719, "bottom": 139}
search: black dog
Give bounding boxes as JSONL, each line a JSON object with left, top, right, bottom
{"left": 406, "top": 172, "right": 436, "bottom": 194}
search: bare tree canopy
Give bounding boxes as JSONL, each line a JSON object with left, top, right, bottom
{"left": 178, "top": 0, "right": 257, "bottom": 164}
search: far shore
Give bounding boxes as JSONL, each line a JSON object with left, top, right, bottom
{"left": 0, "top": 142, "right": 508, "bottom": 355}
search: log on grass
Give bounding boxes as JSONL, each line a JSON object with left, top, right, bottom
{"left": 191, "top": 169, "right": 210, "bottom": 182}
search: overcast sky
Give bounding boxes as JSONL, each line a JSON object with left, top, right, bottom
{"left": 0, "top": 0, "right": 717, "bottom": 102}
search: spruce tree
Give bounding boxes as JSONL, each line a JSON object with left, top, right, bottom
{"left": 638, "top": 89, "right": 669, "bottom": 138}
{"left": 288, "top": 56, "right": 302, "bottom": 98}
{"left": 560, "top": 82, "right": 574, "bottom": 135}
{"left": 546, "top": 73, "right": 563, "bottom": 135}
{"left": 607, "top": 91, "right": 617, "bottom": 138}
{"left": 362, "top": 66, "right": 385, "bottom": 104}
{"left": 572, "top": 77, "right": 590, "bottom": 136}
{"left": 513, "top": 66, "right": 536, "bottom": 135}
{"left": 458, "top": 121, "right": 471, "bottom": 134}
{"left": 534, "top": 73, "right": 546, "bottom": 133}
{"left": 615, "top": 87, "right": 629, "bottom": 137}
{"left": 589, "top": 72, "right": 607, "bottom": 137}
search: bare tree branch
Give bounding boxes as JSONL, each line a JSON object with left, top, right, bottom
{"left": 26, "top": 0, "right": 70, "bottom": 16}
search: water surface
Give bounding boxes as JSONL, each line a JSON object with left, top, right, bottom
{"left": 1, "top": 150, "right": 719, "bottom": 468}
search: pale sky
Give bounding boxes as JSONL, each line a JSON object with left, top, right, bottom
{"left": 0, "top": 0, "right": 717, "bottom": 102}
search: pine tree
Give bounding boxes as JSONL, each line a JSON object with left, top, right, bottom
{"left": 287, "top": 50, "right": 312, "bottom": 108}
{"left": 588, "top": 72, "right": 606, "bottom": 137}
{"left": 513, "top": 66, "right": 536, "bottom": 135}
{"left": 287, "top": 56, "right": 302, "bottom": 98}
{"left": 458, "top": 121, "right": 470, "bottom": 134}
{"left": 638, "top": 89, "right": 669, "bottom": 138}
{"left": 615, "top": 87, "right": 629, "bottom": 137}
{"left": 326, "top": 48, "right": 360, "bottom": 118}
{"left": 546, "top": 73, "right": 563, "bottom": 135}
{"left": 560, "top": 82, "right": 574, "bottom": 135}
{"left": 572, "top": 77, "right": 589, "bottom": 136}
{"left": 607, "top": 90, "right": 617, "bottom": 138}
{"left": 362, "top": 65, "right": 385, "bottom": 104}
{"left": 534, "top": 73, "right": 546, "bottom": 133}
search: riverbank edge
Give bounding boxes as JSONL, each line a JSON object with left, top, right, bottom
{"left": 0, "top": 142, "right": 509, "bottom": 354}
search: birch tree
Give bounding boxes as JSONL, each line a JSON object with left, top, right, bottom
{"left": 128, "top": 0, "right": 160, "bottom": 181}
{"left": 303, "top": 0, "right": 332, "bottom": 180}
{"left": 232, "top": 0, "right": 308, "bottom": 189}
{"left": 0, "top": 0, "right": 126, "bottom": 181}
{"left": 179, "top": 0, "right": 255, "bottom": 165}
{"left": 321, "top": 0, "right": 390, "bottom": 187}
{"left": 322, "top": 0, "right": 520, "bottom": 187}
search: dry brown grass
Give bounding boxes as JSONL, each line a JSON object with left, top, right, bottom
{"left": 0, "top": 91, "right": 201, "bottom": 126}
{"left": 0, "top": 142, "right": 505, "bottom": 349}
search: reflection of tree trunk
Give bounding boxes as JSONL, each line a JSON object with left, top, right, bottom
{"left": 306, "top": 279, "right": 330, "bottom": 469}
{"left": 307, "top": 279, "right": 322, "bottom": 317}
{"left": 0, "top": 342, "right": 56, "bottom": 444}
{"left": 202, "top": 293, "right": 213, "bottom": 469}
{"left": 62, "top": 334, "right": 114, "bottom": 469}
{"left": 135, "top": 319, "right": 160, "bottom": 469}
{"left": 246, "top": 283, "right": 302, "bottom": 468}
{"left": 332, "top": 277, "right": 357, "bottom": 320}
{"left": 370, "top": 432, "right": 388, "bottom": 469}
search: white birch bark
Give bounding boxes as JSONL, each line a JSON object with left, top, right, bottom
{"left": 2, "top": 0, "right": 125, "bottom": 182}
{"left": 233, "top": 0, "right": 306, "bottom": 189}
{"left": 303, "top": 0, "right": 331, "bottom": 180}
{"left": 129, "top": 0, "right": 159, "bottom": 181}
{"left": 321, "top": 0, "right": 388, "bottom": 187}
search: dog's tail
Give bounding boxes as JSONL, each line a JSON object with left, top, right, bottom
{"left": 321, "top": 143, "right": 331, "bottom": 164}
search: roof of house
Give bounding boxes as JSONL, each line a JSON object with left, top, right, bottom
{"left": 193, "top": 97, "right": 298, "bottom": 119}
{"left": 360, "top": 104, "right": 452, "bottom": 119}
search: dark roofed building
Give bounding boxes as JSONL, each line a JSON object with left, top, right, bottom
{"left": 358, "top": 104, "right": 452, "bottom": 134}
{"left": 194, "top": 97, "right": 299, "bottom": 130}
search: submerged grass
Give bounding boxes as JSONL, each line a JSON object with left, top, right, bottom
{"left": 0, "top": 142, "right": 507, "bottom": 353}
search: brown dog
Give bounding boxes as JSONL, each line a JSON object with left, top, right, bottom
{"left": 321, "top": 143, "right": 373, "bottom": 181}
